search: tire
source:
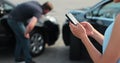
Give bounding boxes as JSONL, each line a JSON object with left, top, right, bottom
{"left": 30, "top": 29, "right": 45, "bottom": 57}
{"left": 69, "top": 33, "right": 82, "bottom": 60}
{"left": 62, "top": 21, "right": 70, "bottom": 46}
{"left": 62, "top": 22, "right": 82, "bottom": 60}
{"left": 69, "top": 33, "right": 101, "bottom": 61}
{"left": 44, "top": 21, "right": 60, "bottom": 45}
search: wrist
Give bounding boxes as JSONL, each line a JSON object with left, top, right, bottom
{"left": 80, "top": 35, "right": 89, "bottom": 43}
{"left": 79, "top": 34, "right": 88, "bottom": 40}
{"left": 89, "top": 29, "right": 97, "bottom": 37}
{"left": 24, "top": 32, "right": 27, "bottom": 35}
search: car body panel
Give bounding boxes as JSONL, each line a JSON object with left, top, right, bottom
{"left": 0, "top": 0, "right": 60, "bottom": 56}
{"left": 62, "top": 0, "right": 120, "bottom": 60}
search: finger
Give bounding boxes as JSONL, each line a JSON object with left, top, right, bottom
{"left": 69, "top": 22, "right": 76, "bottom": 31}
{"left": 69, "top": 22, "right": 76, "bottom": 28}
{"left": 77, "top": 22, "right": 84, "bottom": 28}
{"left": 69, "top": 22, "right": 75, "bottom": 26}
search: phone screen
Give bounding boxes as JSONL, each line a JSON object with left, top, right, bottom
{"left": 65, "top": 13, "right": 79, "bottom": 25}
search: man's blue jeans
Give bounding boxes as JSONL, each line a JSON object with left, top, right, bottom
{"left": 7, "top": 19, "right": 32, "bottom": 63}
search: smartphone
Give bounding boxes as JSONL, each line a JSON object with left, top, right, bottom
{"left": 65, "top": 13, "right": 79, "bottom": 25}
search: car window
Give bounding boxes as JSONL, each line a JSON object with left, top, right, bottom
{"left": 3, "top": 3, "right": 13, "bottom": 10}
{"left": 0, "top": 1, "right": 14, "bottom": 17}
{"left": 92, "top": 7, "right": 101, "bottom": 16}
{"left": 86, "top": 0, "right": 111, "bottom": 17}
{"left": 99, "top": 2, "right": 120, "bottom": 18}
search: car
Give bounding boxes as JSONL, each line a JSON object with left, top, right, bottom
{"left": 62, "top": 0, "right": 120, "bottom": 61}
{"left": 0, "top": 0, "right": 60, "bottom": 57}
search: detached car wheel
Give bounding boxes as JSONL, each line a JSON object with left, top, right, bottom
{"left": 62, "top": 22, "right": 70, "bottom": 46}
{"left": 30, "top": 30, "right": 45, "bottom": 57}
{"left": 69, "top": 33, "right": 82, "bottom": 60}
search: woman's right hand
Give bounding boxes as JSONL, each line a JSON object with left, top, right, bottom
{"left": 69, "top": 21, "right": 95, "bottom": 39}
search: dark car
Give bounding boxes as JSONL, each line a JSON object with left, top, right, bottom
{"left": 0, "top": 0, "right": 60, "bottom": 57}
{"left": 62, "top": 0, "right": 120, "bottom": 61}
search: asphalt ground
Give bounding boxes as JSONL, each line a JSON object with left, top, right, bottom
{"left": 0, "top": 0, "right": 99, "bottom": 63}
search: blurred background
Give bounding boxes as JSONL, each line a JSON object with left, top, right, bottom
{"left": 0, "top": 0, "right": 99, "bottom": 63}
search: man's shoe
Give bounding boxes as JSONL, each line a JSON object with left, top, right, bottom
{"left": 16, "top": 61, "right": 25, "bottom": 63}
{"left": 15, "top": 57, "right": 25, "bottom": 63}
{"left": 29, "top": 60, "right": 36, "bottom": 63}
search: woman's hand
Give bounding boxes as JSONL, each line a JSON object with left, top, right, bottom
{"left": 80, "top": 22, "right": 94, "bottom": 36}
{"left": 69, "top": 21, "right": 94, "bottom": 39}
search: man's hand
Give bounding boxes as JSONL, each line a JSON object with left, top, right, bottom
{"left": 25, "top": 16, "right": 37, "bottom": 35}
{"left": 24, "top": 33, "right": 30, "bottom": 39}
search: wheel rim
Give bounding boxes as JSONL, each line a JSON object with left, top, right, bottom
{"left": 30, "top": 33, "right": 44, "bottom": 54}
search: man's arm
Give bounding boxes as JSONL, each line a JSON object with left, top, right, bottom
{"left": 24, "top": 16, "right": 38, "bottom": 38}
